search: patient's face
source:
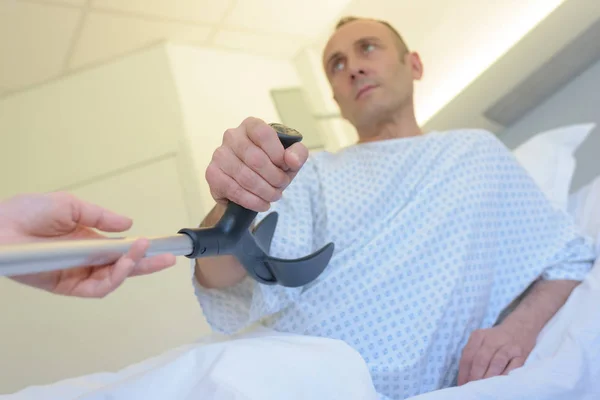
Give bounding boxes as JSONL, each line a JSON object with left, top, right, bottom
{"left": 322, "top": 20, "right": 422, "bottom": 131}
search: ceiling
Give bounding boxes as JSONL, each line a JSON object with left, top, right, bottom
{"left": 0, "top": 0, "right": 572, "bottom": 112}
{"left": 0, "top": 0, "right": 353, "bottom": 96}
{"left": 422, "top": 0, "right": 600, "bottom": 133}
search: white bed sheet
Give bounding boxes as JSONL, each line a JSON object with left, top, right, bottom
{"left": 7, "top": 256, "right": 600, "bottom": 400}
{"left": 1, "top": 327, "right": 378, "bottom": 400}
{"left": 569, "top": 175, "right": 600, "bottom": 252}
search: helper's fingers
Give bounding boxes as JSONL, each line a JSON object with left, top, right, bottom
{"left": 73, "top": 238, "right": 148, "bottom": 298}
{"left": 129, "top": 253, "right": 177, "bottom": 277}
{"left": 106, "top": 237, "right": 149, "bottom": 285}
{"left": 67, "top": 193, "right": 133, "bottom": 233}
{"left": 483, "top": 344, "right": 522, "bottom": 379}
{"left": 457, "top": 330, "right": 485, "bottom": 385}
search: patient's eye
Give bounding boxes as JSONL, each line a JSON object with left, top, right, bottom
{"left": 362, "top": 42, "right": 375, "bottom": 53}
{"left": 331, "top": 58, "right": 345, "bottom": 73}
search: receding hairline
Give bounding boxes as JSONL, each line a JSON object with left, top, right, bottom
{"left": 332, "top": 16, "right": 410, "bottom": 55}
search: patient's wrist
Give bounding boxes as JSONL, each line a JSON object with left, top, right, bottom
{"left": 501, "top": 279, "right": 579, "bottom": 338}
{"left": 499, "top": 310, "right": 542, "bottom": 340}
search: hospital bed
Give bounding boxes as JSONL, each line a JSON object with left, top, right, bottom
{"left": 1, "top": 124, "right": 599, "bottom": 400}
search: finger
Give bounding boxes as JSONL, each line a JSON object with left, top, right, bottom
{"left": 458, "top": 331, "right": 485, "bottom": 385}
{"left": 468, "top": 343, "right": 497, "bottom": 383}
{"left": 68, "top": 195, "right": 133, "bottom": 233}
{"left": 214, "top": 146, "right": 283, "bottom": 203}
{"left": 206, "top": 163, "right": 270, "bottom": 212}
{"left": 105, "top": 238, "right": 149, "bottom": 287}
{"left": 502, "top": 356, "right": 525, "bottom": 376}
{"left": 244, "top": 118, "right": 286, "bottom": 169}
{"left": 284, "top": 142, "right": 309, "bottom": 176}
{"left": 483, "top": 345, "right": 515, "bottom": 379}
{"left": 223, "top": 127, "right": 290, "bottom": 189}
{"left": 129, "top": 253, "right": 177, "bottom": 277}
{"left": 74, "top": 239, "right": 148, "bottom": 298}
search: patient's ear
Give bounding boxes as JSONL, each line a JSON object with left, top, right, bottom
{"left": 407, "top": 52, "right": 424, "bottom": 81}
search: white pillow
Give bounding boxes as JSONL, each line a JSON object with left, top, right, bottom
{"left": 568, "top": 175, "right": 600, "bottom": 254}
{"left": 513, "top": 123, "right": 595, "bottom": 211}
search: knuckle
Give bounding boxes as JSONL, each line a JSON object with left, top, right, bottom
{"left": 500, "top": 347, "right": 513, "bottom": 359}
{"left": 253, "top": 122, "right": 273, "bottom": 141}
{"left": 473, "top": 354, "right": 489, "bottom": 369}
{"left": 248, "top": 197, "right": 265, "bottom": 212}
{"left": 512, "top": 357, "right": 525, "bottom": 368}
{"left": 242, "top": 116, "right": 255, "bottom": 125}
{"left": 242, "top": 116, "right": 264, "bottom": 126}
{"left": 222, "top": 128, "right": 238, "bottom": 144}
{"left": 492, "top": 354, "right": 508, "bottom": 367}
{"left": 275, "top": 173, "right": 291, "bottom": 189}
{"left": 245, "top": 146, "right": 268, "bottom": 171}
{"left": 263, "top": 187, "right": 280, "bottom": 203}
{"left": 471, "top": 329, "right": 485, "bottom": 340}
{"left": 227, "top": 181, "right": 245, "bottom": 204}
{"left": 204, "top": 164, "right": 220, "bottom": 186}
{"left": 272, "top": 189, "right": 283, "bottom": 202}
{"left": 212, "top": 146, "right": 228, "bottom": 164}
{"left": 510, "top": 345, "right": 523, "bottom": 356}
{"left": 237, "top": 166, "right": 258, "bottom": 190}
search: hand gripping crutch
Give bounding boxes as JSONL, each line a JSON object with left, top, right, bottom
{"left": 0, "top": 124, "right": 335, "bottom": 288}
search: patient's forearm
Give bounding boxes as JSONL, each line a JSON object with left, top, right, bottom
{"left": 501, "top": 279, "right": 579, "bottom": 336}
{"left": 194, "top": 203, "right": 247, "bottom": 289}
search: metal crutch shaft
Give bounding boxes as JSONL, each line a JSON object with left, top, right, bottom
{"left": 0, "top": 123, "right": 335, "bottom": 287}
{"left": 0, "top": 235, "right": 194, "bottom": 277}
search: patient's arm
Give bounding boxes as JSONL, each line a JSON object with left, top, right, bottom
{"left": 457, "top": 279, "right": 579, "bottom": 385}
{"left": 500, "top": 279, "right": 578, "bottom": 338}
{"left": 194, "top": 203, "right": 248, "bottom": 289}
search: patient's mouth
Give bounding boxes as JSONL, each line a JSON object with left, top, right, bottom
{"left": 356, "top": 85, "right": 377, "bottom": 100}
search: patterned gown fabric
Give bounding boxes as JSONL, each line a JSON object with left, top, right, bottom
{"left": 192, "top": 130, "right": 595, "bottom": 400}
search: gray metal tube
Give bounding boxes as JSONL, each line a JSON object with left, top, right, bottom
{"left": 0, "top": 234, "right": 194, "bottom": 277}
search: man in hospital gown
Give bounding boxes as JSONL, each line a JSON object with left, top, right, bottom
{"left": 192, "top": 16, "right": 596, "bottom": 400}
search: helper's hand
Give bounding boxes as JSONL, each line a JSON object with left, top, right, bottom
{"left": 0, "top": 192, "right": 177, "bottom": 298}
{"left": 206, "top": 117, "right": 309, "bottom": 212}
{"left": 457, "top": 324, "right": 536, "bottom": 385}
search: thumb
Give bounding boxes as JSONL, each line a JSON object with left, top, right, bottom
{"left": 284, "top": 142, "right": 309, "bottom": 173}
{"left": 92, "top": 239, "right": 148, "bottom": 298}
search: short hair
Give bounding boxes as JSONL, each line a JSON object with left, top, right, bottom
{"left": 335, "top": 16, "right": 410, "bottom": 55}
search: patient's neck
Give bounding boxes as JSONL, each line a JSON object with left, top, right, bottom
{"left": 356, "top": 104, "right": 422, "bottom": 143}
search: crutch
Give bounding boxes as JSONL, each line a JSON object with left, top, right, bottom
{"left": 0, "top": 124, "right": 335, "bottom": 288}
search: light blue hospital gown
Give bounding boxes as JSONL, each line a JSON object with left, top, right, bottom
{"left": 192, "top": 130, "right": 595, "bottom": 400}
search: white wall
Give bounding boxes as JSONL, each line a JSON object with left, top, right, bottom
{"left": 0, "top": 43, "right": 302, "bottom": 394}
{"left": 498, "top": 58, "right": 600, "bottom": 192}
{"left": 0, "top": 44, "right": 210, "bottom": 393}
